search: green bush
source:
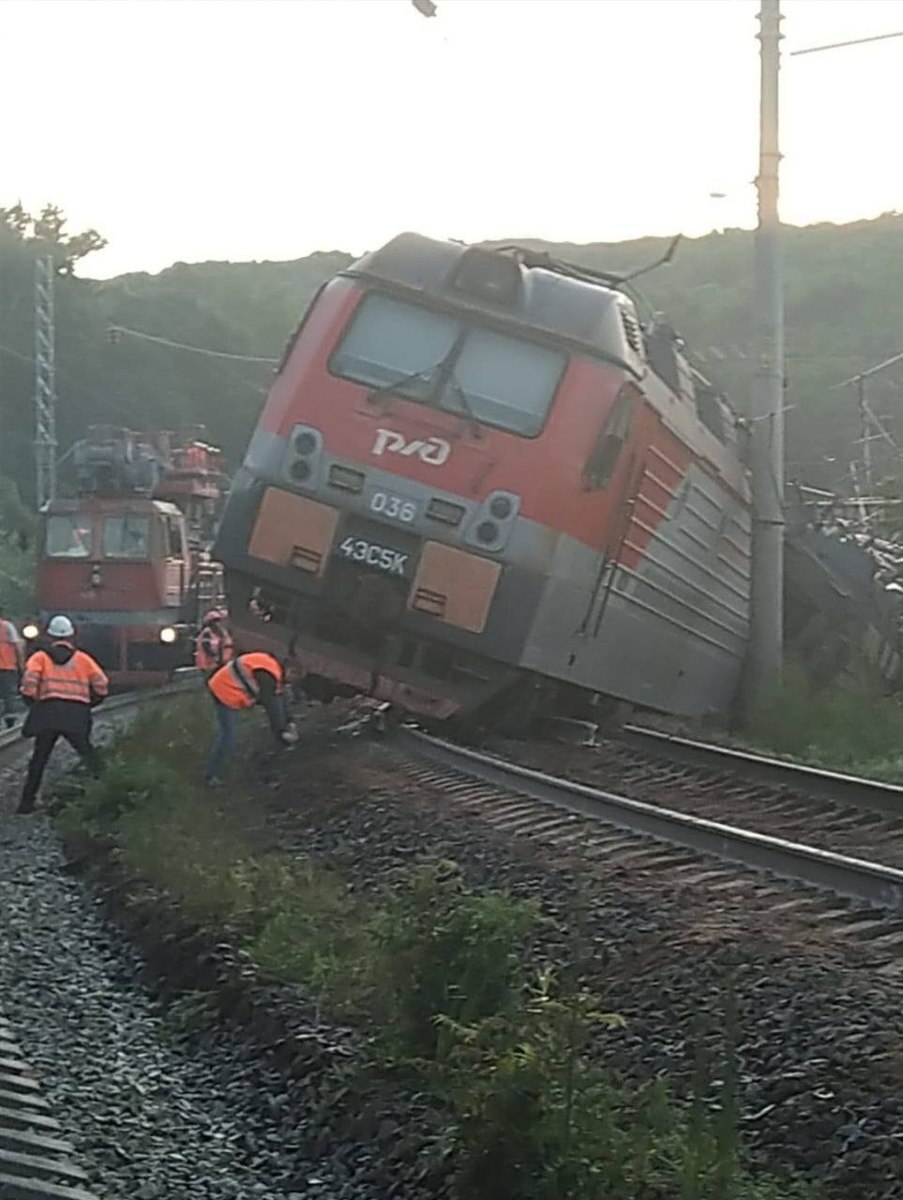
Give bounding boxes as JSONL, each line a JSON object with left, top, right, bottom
{"left": 746, "top": 665, "right": 903, "bottom": 779}
{"left": 250, "top": 860, "right": 374, "bottom": 1017}
{"left": 372, "top": 861, "right": 540, "bottom": 1061}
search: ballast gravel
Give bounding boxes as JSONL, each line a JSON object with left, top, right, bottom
{"left": 0, "top": 801, "right": 364, "bottom": 1199}
{"left": 252, "top": 725, "right": 903, "bottom": 1200}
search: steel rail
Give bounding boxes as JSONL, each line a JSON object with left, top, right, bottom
{"left": 620, "top": 724, "right": 903, "bottom": 813}
{"left": 0, "top": 672, "right": 201, "bottom": 757}
{"left": 402, "top": 729, "right": 903, "bottom": 912}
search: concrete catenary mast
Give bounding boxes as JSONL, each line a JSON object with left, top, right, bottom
{"left": 747, "top": 0, "right": 785, "bottom": 708}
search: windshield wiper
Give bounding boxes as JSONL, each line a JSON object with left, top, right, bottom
{"left": 364, "top": 359, "right": 484, "bottom": 440}
{"left": 365, "top": 361, "right": 444, "bottom": 406}
{"left": 444, "top": 374, "right": 484, "bottom": 440}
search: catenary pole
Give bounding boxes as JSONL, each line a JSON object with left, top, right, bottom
{"left": 34, "top": 254, "right": 57, "bottom": 511}
{"left": 746, "top": 0, "right": 784, "bottom": 710}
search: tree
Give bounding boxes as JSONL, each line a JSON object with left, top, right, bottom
{"left": 0, "top": 201, "right": 108, "bottom": 276}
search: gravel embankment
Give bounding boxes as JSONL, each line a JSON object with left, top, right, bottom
{"left": 0, "top": 808, "right": 380, "bottom": 1199}
{"left": 6, "top": 700, "right": 903, "bottom": 1199}
{"left": 248, "top": 721, "right": 903, "bottom": 1200}
{"left": 0, "top": 716, "right": 387, "bottom": 1200}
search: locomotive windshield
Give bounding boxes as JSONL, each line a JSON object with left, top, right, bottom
{"left": 45, "top": 515, "right": 92, "bottom": 558}
{"left": 102, "top": 515, "right": 150, "bottom": 559}
{"left": 330, "top": 293, "right": 565, "bottom": 437}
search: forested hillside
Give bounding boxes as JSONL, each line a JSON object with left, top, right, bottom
{"left": 2, "top": 205, "right": 902, "bottom": 518}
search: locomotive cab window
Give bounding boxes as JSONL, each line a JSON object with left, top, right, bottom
{"left": 584, "top": 387, "right": 634, "bottom": 490}
{"left": 331, "top": 295, "right": 457, "bottom": 400}
{"left": 46, "top": 515, "right": 93, "bottom": 558}
{"left": 329, "top": 292, "right": 566, "bottom": 437}
{"left": 445, "top": 329, "right": 564, "bottom": 436}
{"left": 162, "top": 516, "right": 185, "bottom": 559}
{"left": 695, "top": 385, "right": 727, "bottom": 443}
{"left": 102, "top": 515, "right": 150, "bottom": 559}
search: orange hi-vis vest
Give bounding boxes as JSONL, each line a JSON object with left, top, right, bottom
{"left": 208, "top": 653, "right": 282, "bottom": 710}
{"left": 0, "top": 620, "right": 21, "bottom": 671}
{"left": 20, "top": 645, "right": 109, "bottom": 705}
{"left": 194, "top": 626, "right": 235, "bottom": 674}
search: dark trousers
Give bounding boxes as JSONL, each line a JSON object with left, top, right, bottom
{"left": 0, "top": 670, "right": 18, "bottom": 728}
{"left": 19, "top": 730, "right": 100, "bottom": 813}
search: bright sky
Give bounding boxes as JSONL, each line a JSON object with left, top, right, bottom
{"left": 3, "top": 0, "right": 901, "bottom": 278}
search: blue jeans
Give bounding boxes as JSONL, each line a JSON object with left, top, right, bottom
{"left": 205, "top": 699, "right": 238, "bottom": 781}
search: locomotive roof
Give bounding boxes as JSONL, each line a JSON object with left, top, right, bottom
{"left": 343, "top": 232, "right": 644, "bottom": 371}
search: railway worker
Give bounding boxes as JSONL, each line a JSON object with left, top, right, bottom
{"left": 204, "top": 651, "right": 298, "bottom": 786}
{"left": 0, "top": 605, "right": 25, "bottom": 729}
{"left": 16, "top": 614, "right": 109, "bottom": 815}
{"left": 194, "top": 608, "right": 234, "bottom": 677}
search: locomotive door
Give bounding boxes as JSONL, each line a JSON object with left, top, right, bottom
{"left": 161, "top": 515, "right": 187, "bottom": 607}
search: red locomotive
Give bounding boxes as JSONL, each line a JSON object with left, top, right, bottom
{"left": 214, "top": 233, "right": 751, "bottom": 724}
{"left": 30, "top": 427, "right": 226, "bottom": 688}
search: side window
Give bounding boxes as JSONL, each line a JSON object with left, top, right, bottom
{"left": 164, "top": 518, "right": 184, "bottom": 559}
{"left": 584, "top": 386, "right": 635, "bottom": 491}
{"left": 695, "top": 384, "right": 726, "bottom": 442}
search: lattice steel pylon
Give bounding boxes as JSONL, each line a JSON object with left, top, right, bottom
{"left": 34, "top": 253, "right": 57, "bottom": 510}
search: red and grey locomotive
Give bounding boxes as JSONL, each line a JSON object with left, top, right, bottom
{"left": 214, "top": 233, "right": 751, "bottom": 723}
{"left": 31, "top": 427, "right": 226, "bottom": 688}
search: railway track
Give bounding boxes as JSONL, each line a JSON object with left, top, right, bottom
{"left": 485, "top": 719, "right": 903, "bottom": 871}
{"left": 394, "top": 728, "right": 903, "bottom": 962}
{"left": 621, "top": 723, "right": 903, "bottom": 814}
{"left": 0, "top": 675, "right": 198, "bottom": 759}
{"left": 0, "top": 675, "right": 198, "bottom": 1200}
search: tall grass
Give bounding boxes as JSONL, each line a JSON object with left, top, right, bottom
{"left": 745, "top": 665, "right": 903, "bottom": 780}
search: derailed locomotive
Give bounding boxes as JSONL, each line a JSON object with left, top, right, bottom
{"left": 215, "top": 233, "right": 751, "bottom": 724}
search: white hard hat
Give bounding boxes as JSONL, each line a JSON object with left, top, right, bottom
{"left": 47, "top": 614, "right": 75, "bottom": 639}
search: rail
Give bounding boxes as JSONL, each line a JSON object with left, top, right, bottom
{"left": 621, "top": 723, "right": 903, "bottom": 812}
{"left": 0, "top": 672, "right": 201, "bottom": 757}
{"left": 401, "top": 729, "right": 903, "bottom": 912}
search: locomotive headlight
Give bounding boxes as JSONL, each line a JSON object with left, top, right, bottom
{"left": 464, "top": 490, "right": 519, "bottom": 551}
{"left": 23, "top": 623, "right": 39, "bottom": 640}
{"left": 159, "top": 626, "right": 178, "bottom": 644}
{"left": 284, "top": 424, "right": 323, "bottom": 492}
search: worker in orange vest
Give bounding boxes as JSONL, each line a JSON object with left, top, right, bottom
{"left": 204, "top": 651, "right": 298, "bottom": 785}
{"left": 17, "top": 614, "right": 109, "bottom": 814}
{"left": 0, "top": 605, "right": 25, "bottom": 729}
{"left": 194, "top": 609, "right": 235, "bottom": 677}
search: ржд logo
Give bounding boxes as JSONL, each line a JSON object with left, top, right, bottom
{"left": 372, "top": 429, "right": 451, "bottom": 466}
